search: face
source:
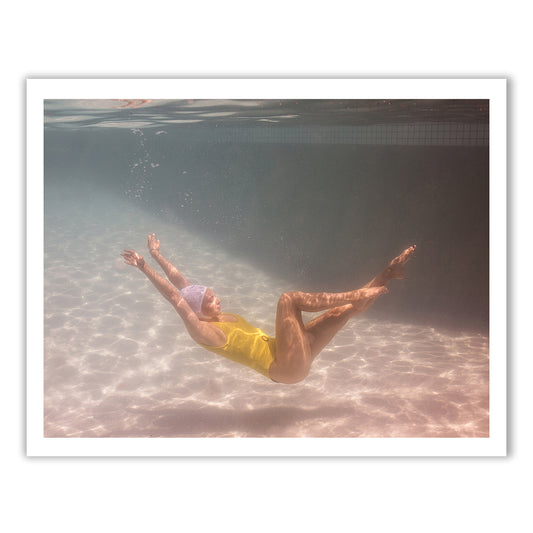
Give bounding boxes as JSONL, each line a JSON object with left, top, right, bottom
{"left": 201, "top": 289, "right": 222, "bottom": 317}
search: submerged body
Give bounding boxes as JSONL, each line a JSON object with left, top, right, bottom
{"left": 198, "top": 313, "right": 276, "bottom": 378}
{"left": 122, "top": 234, "right": 416, "bottom": 384}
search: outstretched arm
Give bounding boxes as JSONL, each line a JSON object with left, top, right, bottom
{"left": 120, "top": 249, "right": 224, "bottom": 347}
{"left": 147, "top": 233, "right": 190, "bottom": 290}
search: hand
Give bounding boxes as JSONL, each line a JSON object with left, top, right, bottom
{"left": 121, "top": 250, "right": 145, "bottom": 269}
{"left": 148, "top": 233, "right": 160, "bottom": 255}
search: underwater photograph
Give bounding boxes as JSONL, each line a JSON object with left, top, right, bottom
{"left": 35, "top": 86, "right": 499, "bottom": 446}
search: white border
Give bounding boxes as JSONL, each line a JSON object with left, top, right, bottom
{"left": 27, "top": 78, "right": 507, "bottom": 456}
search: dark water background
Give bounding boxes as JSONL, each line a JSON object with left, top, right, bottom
{"left": 44, "top": 99, "right": 489, "bottom": 332}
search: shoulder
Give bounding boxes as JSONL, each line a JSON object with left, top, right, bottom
{"left": 174, "top": 302, "right": 226, "bottom": 346}
{"left": 193, "top": 314, "right": 240, "bottom": 347}
{"left": 189, "top": 320, "right": 227, "bottom": 347}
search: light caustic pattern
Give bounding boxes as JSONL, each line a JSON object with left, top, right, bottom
{"left": 43, "top": 187, "right": 489, "bottom": 439}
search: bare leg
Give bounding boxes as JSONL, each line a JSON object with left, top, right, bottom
{"left": 363, "top": 245, "right": 417, "bottom": 288}
{"left": 269, "top": 246, "right": 416, "bottom": 384}
{"left": 304, "top": 245, "right": 417, "bottom": 357}
{"left": 304, "top": 301, "right": 377, "bottom": 359}
{"left": 269, "top": 286, "right": 388, "bottom": 383}
{"left": 279, "top": 286, "right": 388, "bottom": 313}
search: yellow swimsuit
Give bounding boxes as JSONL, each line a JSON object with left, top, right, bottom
{"left": 199, "top": 314, "right": 277, "bottom": 379}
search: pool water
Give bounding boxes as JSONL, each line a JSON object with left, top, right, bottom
{"left": 43, "top": 99, "right": 489, "bottom": 438}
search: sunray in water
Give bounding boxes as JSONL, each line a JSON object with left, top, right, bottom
{"left": 43, "top": 98, "right": 489, "bottom": 439}
{"left": 44, "top": 186, "right": 488, "bottom": 438}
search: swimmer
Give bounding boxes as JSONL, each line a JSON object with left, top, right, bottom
{"left": 121, "top": 234, "right": 416, "bottom": 384}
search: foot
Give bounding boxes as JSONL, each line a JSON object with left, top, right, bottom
{"left": 387, "top": 245, "right": 417, "bottom": 279}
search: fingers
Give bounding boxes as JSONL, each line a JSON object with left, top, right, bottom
{"left": 123, "top": 249, "right": 142, "bottom": 257}
{"left": 120, "top": 252, "right": 134, "bottom": 265}
{"left": 121, "top": 250, "right": 140, "bottom": 267}
{"left": 122, "top": 247, "right": 146, "bottom": 267}
{"left": 147, "top": 233, "right": 160, "bottom": 252}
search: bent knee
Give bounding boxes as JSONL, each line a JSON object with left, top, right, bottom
{"left": 278, "top": 292, "right": 293, "bottom": 305}
{"left": 277, "top": 291, "right": 301, "bottom": 311}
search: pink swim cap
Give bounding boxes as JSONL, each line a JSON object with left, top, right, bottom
{"left": 180, "top": 284, "right": 209, "bottom": 318}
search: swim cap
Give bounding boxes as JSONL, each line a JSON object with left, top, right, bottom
{"left": 180, "top": 284, "right": 209, "bottom": 318}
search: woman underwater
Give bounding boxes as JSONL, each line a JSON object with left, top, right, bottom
{"left": 122, "top": 234, "right": 416, "bottom": 384}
